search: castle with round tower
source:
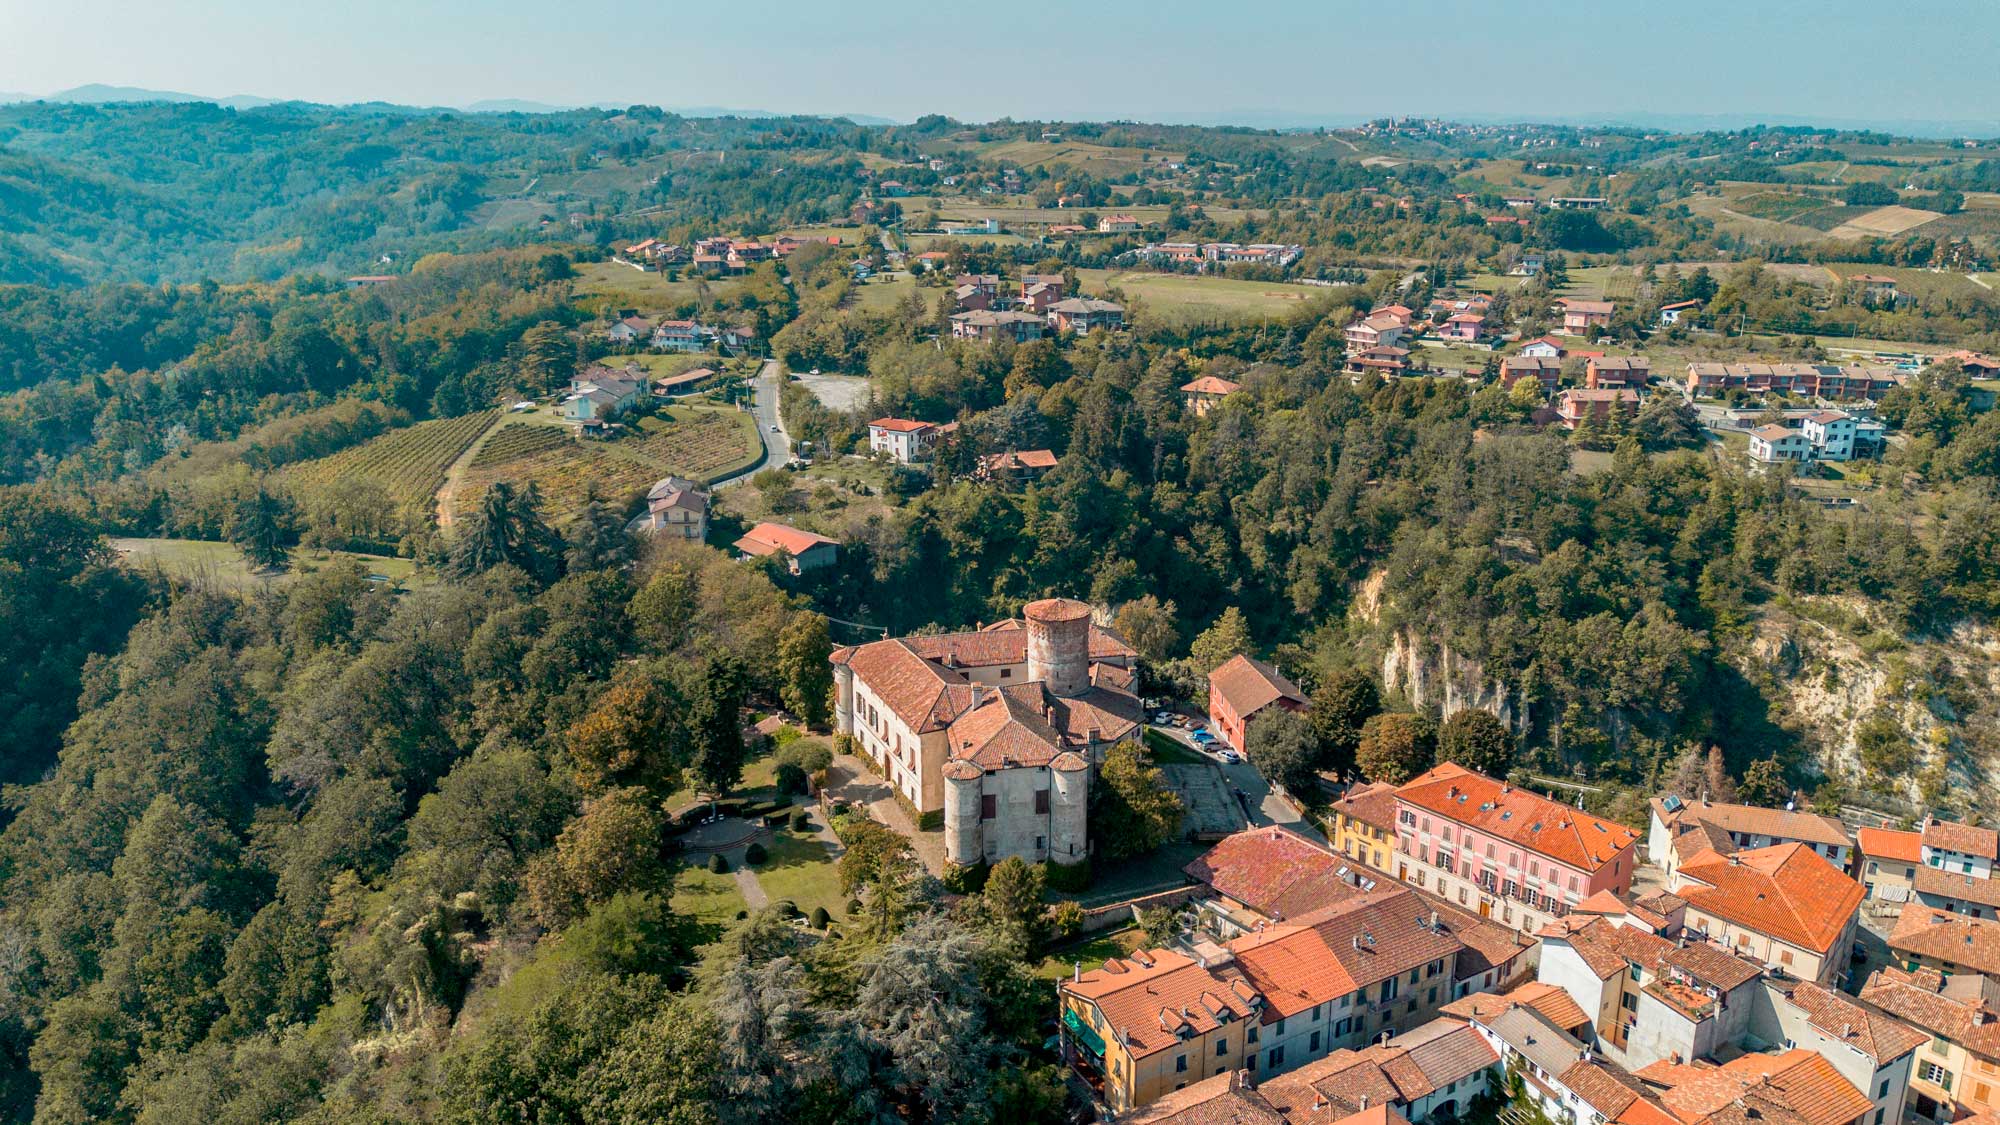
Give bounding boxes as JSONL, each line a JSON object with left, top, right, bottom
{"left": 829, "top": 597, "right": 1142, "bottom": 876}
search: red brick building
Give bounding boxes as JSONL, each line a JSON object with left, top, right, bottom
{"left": 1206, "top": 654, "right": 1307, "bottom": 751}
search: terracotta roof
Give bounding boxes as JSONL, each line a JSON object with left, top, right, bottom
{"left": 1888, "top": 902, "right": 2000, "bottom": 976}
{"left": 1856, "top": 827, "right": 1922, "bottom": 864}
{"left": 1638, "top": 1050, "right": 1871, "bottom": 1125}
{"left": 1770, "top": 979, "right": 1927, "bottom": 1063}
{"left": 901, "top": 617, "right": 1136, "bottom": 667}
{"left": 1539, "top": 914, "right": 1674, "bottom": 979}
{"left": 1119, "top": 1070, "right": 1284, "bottom": 1124}
{"left": 838, "top": 638, "right": 971, "bottom": 733}
{"left": 1208, "top": 655, "right": 1305, "bottom": 722}
{"left": 1184, "top": 827, "right": 1371, "bottom": 922}
{"left": 1181, "top": 375, "right": 1244, "bottom": 396}
{"left": 868, "top": 417, "right": 936, "bottom": 433}
{"left": 1751, "top": 423, "right": 1800, "bottom": 441}
{"left": 1258, "top": 1019, "right": 1494, "bottom": 1120}
{"left": 1676, "top": 843, "right": 1864, "bottom": 954}
{"left": 1395, "top": 763, "right": 1640, "bottom": 873}
{"left": 1559, "top": 299, "right": 1615, "bottom": 314}
{"left": 1914, "top": 865, "right": 2000, "bottom": 909}
{"left": 735, "top": 521, "right": 838, "bottom": 558}
{"left": 1861, "top": 966, "right": 2000, "bottom": 1060}
{"left": 1230, "top": 890, "right": 1464, "bottom": 1014}
{"left": 1559, "top": 1058, "right": 1676, "bottom": 1125}
{"left": 1064, "top": 948, "right": 1263, "bottom": 1060}
{"left": 1331, "top": 781, "right": 1401, "bottom": 832}
{"left": 1441, "top": 981, "right": 1592, "bottom": 1034}
{"left": 982, "top": 449, "right": 1059, "bottom": 471}
{"left": 947, "top": 691, "right": 1068, "bottom": 769}
{"left": 1652, "top": 798, "right": 1853, "bottom": 850}
{"left": 1923, "top": 818, "right": 2000, "bottom": 860}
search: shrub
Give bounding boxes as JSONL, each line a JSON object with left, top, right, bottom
{"left": 774, "top": 762, "right": 809, "bottom": 797}
{"left": 744, "top": 842, "right": 768, "bottom": 865}
{"left": 708, "top": 853, "right": 729, "bottom": 874}
{"left": 791, "top": 811, "right": 812, "bottom": 831}
{"left": 942, "top": 860, "right": 989, "bottom": 894}
{"left": 847, "top": 897, "right": 864, "bottom": 915}
{"left": 810, "top": 906, "right": 831, "bottom": 929}
{"left": 914, "top": 809, "right": 944, "bottom": 831}
{"left": 1046, "top": 858, "right": 1092, "bottom": 893}
{"left": 774, "top": 899, "right": 798, "bottom": 917}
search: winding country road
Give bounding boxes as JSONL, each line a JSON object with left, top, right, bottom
{"left": 712, "top": 358, "right": 789, "bottom": 490}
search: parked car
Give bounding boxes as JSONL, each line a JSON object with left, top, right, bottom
{"left": 1153, "top": 711, "right": 1172, "bottom": 724}
{"left": 1218, "top": 749, "right": 1243, "bottom": 764}
{"left": 1190, "top": 731, "right": 1215, "bottom": 745}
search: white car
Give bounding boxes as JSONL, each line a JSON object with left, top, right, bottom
{"left": 1218, "top": 749, "right": 1243, "bottom": 764}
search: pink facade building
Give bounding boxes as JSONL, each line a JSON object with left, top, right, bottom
{"left": 1391, "top": 762, "right": 1641, "bottom": 935}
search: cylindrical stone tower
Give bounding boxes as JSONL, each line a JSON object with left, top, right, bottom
{"left": 1023, "top": 597, "right": 1092, "bottom": 698}
{"left": 1049, "top": 752, "right": 1090, "bottom": 864}
{"left": 943, "top": 760, "right": 984, "bottom": 866}
{"left": 831, "top": 658, "right": 855, "bottom": 733}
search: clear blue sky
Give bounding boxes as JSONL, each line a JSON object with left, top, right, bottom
{"left": 3, "top": 0, "right": 1995, "bottom": 129}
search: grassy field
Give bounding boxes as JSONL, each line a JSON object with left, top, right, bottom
{"left": 1078, "top": 269, "right": 1336, "bottom": 326}
{"left": 666, "top": 859, "right": 748, "bottom": 932}
{"left": 745, "top": 833, "right": 845, "bottom": 923}
{"left": 851, "top": 271, "right": 921, "bottom": 311}
{"left": 112, "top": 538, "right": 422, "bottom": 590}
{"left": 279, "top": 411, "right": 497, "bottom": 511}
{"left": 571, "top": 260, "right": 743, "bottom": 310}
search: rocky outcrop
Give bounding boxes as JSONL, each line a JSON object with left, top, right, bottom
{"left": 1380, "top": 628, "right": 1526, "bottom": 734}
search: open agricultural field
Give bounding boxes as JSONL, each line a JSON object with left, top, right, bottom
{"left": 1728, "top": 189, "right": 1838, "bottom": 222}
{"left": 279, "top": 410, "right": 497, "bottom": 510}
{"left": 1824, "top": 264, "right": 2000, "bottom": 303}
{"left": 1077, "top": 268, "right": 1339, "bottom": 326}
{"left": 111, "top": 538, "right": 421, "bottom": 590}
{"left": 1559, "top": 266, "right": 1642, "bottom": 302}
{"left": 1825, "top": 205, "right": 1942, "bottom": 240}
{"left": 455, "top": 423, "right": 662, "bottom": 522}
{"left": 571, "top": 260, "right": 743, "bottom": 309}
{"left": 622, "top": 408, "right": 763, "bottom": 480}
{"left": 939, "top": 136, "right": 1186, "bottom": 177}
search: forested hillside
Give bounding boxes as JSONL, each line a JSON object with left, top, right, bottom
{"left": 6, "top": 102, "right": 2000, "bottom": 1123}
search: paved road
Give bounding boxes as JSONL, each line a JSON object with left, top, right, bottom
{"left": 1148, "top": 721, "right": 1322, "bottom": 841}
{"left": 714, "top": 358, "right": 789, "bottom": 491}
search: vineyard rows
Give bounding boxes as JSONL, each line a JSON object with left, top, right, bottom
{"left": 281, "top": 410, "right": 500, "bottom": 506}
{"left": 626, "top": 412, "right": 758, "bottom": 479}
{"left": 457, "top": 426, "right": 659, "bottom": 524}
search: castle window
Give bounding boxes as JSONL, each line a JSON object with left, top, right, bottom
{"left": 1036, "top": 789, "right": 1051, "bottom": 813}
{"left": 981, "top": 795, "right": 996, "bottom": 820}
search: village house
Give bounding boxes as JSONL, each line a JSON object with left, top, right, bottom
{"left": 1849, "top": 274, "right": 1901, "bottom": 304}
{"left": 1646, "top": 795, "right": 1855, "bottom": 883}
{"left": 1941, "top": 349, "right": 2000, "bottom": 379}
{"left": 1345, "top": 313, "right": 1408, "bottom": 354}
{"left": 1758, "top": 979, "right": 1925, "bottom": 1125}
{"left": 1636, "top": 1049, "right": 1877, "bottom": 1125}
{"left": 831, "top": 599, "right": 1140, "bottom": 870}
{"left": 1109, "top": 1070, "right": 1283, "bottom": 1123}
{"left": 1098, "top": 214, "right": 1143, "bottom": 232}
{"left": 950, "top": 309, "right": 1046, "bottom": 343}
{"left": 1328, "top": 782, "right": 1400, "bottom": 873}
{"left": 1887, "top": 903, "right": 2000, "bottom": 979}
{"left": 913, "top": 250, "right": 953, "bottom": 272}
{"left": 1557, "top": 389, "right": 1640, "bottom": 429}
{"left": 1059, "top": 889, "right": 1468, "bottom": 1113}
{"left": 1859, "top": 825, "right": 1926, "bottom": 903}
{"left": 1183, "top": 827, "right": 1535, "bottom": 998}
{"left": 953, "top": 273, "right": 1001, "bottom": 311}
{"left": 1557, "top": 298, "right": 1615, "bottom": 335}
{"left": 604, "top": 314, "right": 652, "bottom": 344}
{"left": 1658, "top": 300, "right": 1702, "bottom": 326}
{"left": 1863, "top": 964, "right": 2000, "bottom": 1125}
{"left": 1181, "top": 375, "right": 1243, "bottom": 416}
{"left": 1519, "top": 336, "right": 1568, "bottom": 360}
{"left": 1749, "top": 423, "right": 1815, "bottom": 466}
{"left": 1049, "top": 297, "right": 1127, "bottom": 335}
{"left": 1018, "top": 273, "right": 1067, "bottom": 314}
{"left": 1345, "top": 346, "right": 1413, "bottom": 378}
{"left": 867, "top": 417, "right": 949, "bottom": 463}
{"left": 1438, "top": 313, "right": 1488, "bottom": 343}
{"left": 1500, "top": 356, "right": 1565, "bottom": 394}
{"left": 1206, "top": 654, "right": 1307, "bottom": 753}
{"left": 650, "top": 319, "right": 714, "bottom": 353}
{"left": 1450, "top": 986, "right": 1678, "bottom": 1125}
{"left": 1924, "top": 817, "right": 1999, "bottom": 879}
{"left": 1510, "top": 252, "right": 1547, "bottom": 277}
{"left": 1801, "top": 411, "right": 1859, "bottom": 461}
{"left": 561, "top": 372, "right": 645, "bottom": 423}
{"left": 732, "top": 521, "right": 839, "bottom": 573}
{"left": 1666, "top": 843, "right": 1864, "bottom": 985}
{"left": 1586, "top": 357, "right": 1651, "bottom": 391}
{"left": 1255, "top": 1017, "right": 1503, "bottom": 1123}
{"left": 1533, "top": 912, "right": 1765, "bottom": 1068}
{"left": 977, "top": 448, "right": 1058, "bottom": 484}
{"left": 642, "top": 477, "right": 708, "bottom": 540}
{"left": 1392, "top": 763, "right": 1644, "bottom": 934}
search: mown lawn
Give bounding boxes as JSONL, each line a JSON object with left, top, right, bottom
{"left": 746, "top": 831, "right": 844, "bottom": 923}
{"left": 1077, "top": 269, "right": 1338, "bottom": 326}
{"left": 667, "top": 859, "right": 748, "bottom": 932}
{"left": 112, "top": 539, "right": 423, "bottom": 590}
{"left": 1034, "top": 927, "right": 1147, "bottom": 981}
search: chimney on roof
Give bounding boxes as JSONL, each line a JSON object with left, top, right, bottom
{"left": 1361, "top": 1096, "right": 1370, "bottom": 1110}
{"left": 1842, "top": 1022, "right": 1852, "bottom": 1038}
